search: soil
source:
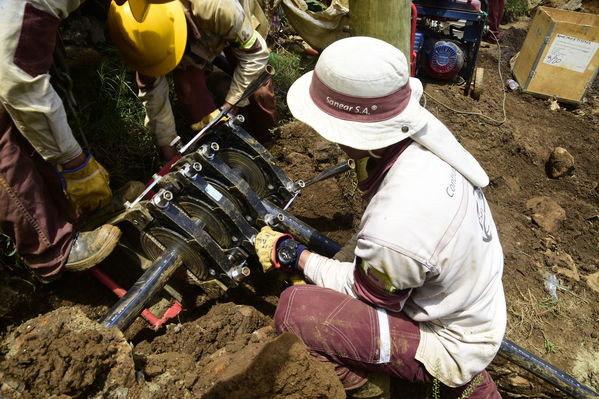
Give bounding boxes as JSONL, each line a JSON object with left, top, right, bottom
{"left": 1, "top": 10, "right": 599, "bottom": 399}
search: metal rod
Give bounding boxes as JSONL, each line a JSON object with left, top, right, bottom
{"left": 499, "top": 339, "right": 598, "bottom": 399}
{"left": 303, "top": 159, "right": 355, "bottom": 188}
{"left": 285, "top": 159, "right": 355, "bottom": 210}
{"left": 90, "top": 266, "right": 182, "bottom": 330}
{"left": 261, "top": 200, "right": 341, "bottom": 257}
{"left": 100, "top": 249, "right": 183, "bottom": 331}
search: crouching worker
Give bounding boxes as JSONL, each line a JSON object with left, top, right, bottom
{"left": 0, "top": 0, "right": 121, "bottom": 281}
{"left": 108, "top": 0, "right": 277, "bottom": 161}
{"left": 254, "top": 37, "right": 506, "bottom": 398}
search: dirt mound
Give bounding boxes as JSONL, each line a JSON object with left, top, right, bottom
{"left": 129, "top": 303, "right": 344, "bottom": 398}
{"left": 0, "top": 307, "right": 135, "bottom": 399}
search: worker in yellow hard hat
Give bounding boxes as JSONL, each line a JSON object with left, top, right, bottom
{"left": 108, "top": 0, "right": 277, "bottom": 160}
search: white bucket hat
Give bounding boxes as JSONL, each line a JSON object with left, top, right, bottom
{"left": 287, "top": 36, "right": 489, "bottom": 187}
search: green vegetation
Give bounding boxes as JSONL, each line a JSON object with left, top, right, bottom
{"left": 0, "top": 234, "right": 24, "bottom": 271}
{"left": 81, "top": 50, "right": 162, "bottom": 187}
{"left": 269, "top": 49, "right": 302, "bottom": 92}
{"left": 544, "top": 339, "right": 557, "bottom": 353}
{"left": 503, "top": 0, "right": 529, "bottom": 23}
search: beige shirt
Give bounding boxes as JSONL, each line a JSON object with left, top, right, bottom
{"left": 0, "top": 0, "right": 84, "bottom": 163}
{"left": 304, "top": 128, "right": 506, "bottom": 387}
{"left": 143, "top": 0, "right": 270, "bottom": 146}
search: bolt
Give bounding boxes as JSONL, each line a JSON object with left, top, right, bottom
{"left": 209, "top": 269, "right": 216, "bottom": 276}
{"left": 192, "top": 162, "right": 202, "bottom": 172}
{"left": 210, "top": 142, "right": 219, "bottom": 152}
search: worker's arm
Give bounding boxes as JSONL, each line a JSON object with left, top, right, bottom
{"left": 0, "top": 2, "right": 81, "bottom": 164}
{"left": 136, "top": 73, "right": 178, "bottom": 154}
{"left": 207, "top": 0, "right": 270, "bottom": 109}
{"left": 300, "top": 237, "right": 426, "bottom": 312}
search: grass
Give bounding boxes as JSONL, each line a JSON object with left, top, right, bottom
{"left": 76, "top": 49, "right": 163, "bottom": 187}
{"left": 544, "top": 339, "right": 557, "bottom": 353}
{"left": 0, "top": 234, "right": 25, "bottom": 272}
{"left": 503, "top": 0, "right": 529, "bottom": 23}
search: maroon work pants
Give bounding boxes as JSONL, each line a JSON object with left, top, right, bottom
{"left": 172, "top": 64, "right": 277, "bottom": 144}
{"left": 275, "top": 285, "right": 501, "bottom": 398}
{"left": 0, "top": 104, "right": 74, "bottom": 278}
{"left": 487, "top": 0, "right": 505, "bottom": 39}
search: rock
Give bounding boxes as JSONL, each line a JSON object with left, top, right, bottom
{"left": 528, "top": 0, "right": 545, "bottom": 10}
{"left": 544, "top": 250, "right": 580, "bottom": 281}
{"left": 584, "top": 271, "right": 599, "bottom": 293}
{"left": 525, "top": 197, "right": 566, "bottom": 232}
{"left": 491, "top": 175, "right": 521, "bottom": 194}
{"left": 571, "top": 346, "right": 599, "bottom": 393}
{"left": 559, "top": 0, "right": 583, "bottom": 10}
{"left": 507, "top": 375, "right": 534, "bottom": 393}
{"left": 546, "top": 147, "right": 575, "bottom": 178}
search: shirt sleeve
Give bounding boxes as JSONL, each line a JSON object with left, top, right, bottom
{"left": 355, "top": 237, "right": 427, "bottom": 291}
{"left": 226, "top": 30, "right": 269, "bottom": 107}
{"left": 137, "top": 75, "right": 178, "bottom": 147}
{"left": 303, "top": 253, "right": 357, "bottom": 298}
{"left": 0, "top": 2, "right": 81, "bottom": 164}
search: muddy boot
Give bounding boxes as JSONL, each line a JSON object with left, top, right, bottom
{"left": 64, "top": 224, "right": 122, "bottom": 271}
{"left": 347, "top": 373, "right": 391, "bottom": 399}
{"left": 84, "top": 180, "right": 146, "bottom": 229}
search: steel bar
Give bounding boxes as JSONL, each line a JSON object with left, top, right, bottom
{"left": 302, "top": 159, "right": 355, "bottom": 188}
{"left": 100, "top": 249, "right": 183, "bottom": 331}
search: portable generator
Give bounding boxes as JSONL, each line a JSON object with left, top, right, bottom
{"left": 411, "top": 0, "right": 487, "bottom": 98}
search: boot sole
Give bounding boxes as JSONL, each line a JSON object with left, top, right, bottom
{"left": 65, "top": 227, "right": 122, "bottom": 272}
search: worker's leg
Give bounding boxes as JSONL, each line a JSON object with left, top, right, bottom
{"left": 245, "top": 78, "right": 277, "bottom": 143}
{"left": 275, "top": 285, "right": 501, "bottom": 398}
{"left": 172, "top": 65, "right": 217, "bottom": 125}
{"left": 0, "top": 105, "right": 75, "bottom": 279}
{"left": 486, "top": 0, "right": 505, "bottom": 42}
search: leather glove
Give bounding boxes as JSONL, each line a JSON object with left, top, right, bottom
{"left": 254, "top": 226, "right": 307, "bottom": 272}
{"left": 58, "top": 153, "right": 112, "bottom": 214}
{"left": 190, "top": 108, "right": 230, "bottom": 131}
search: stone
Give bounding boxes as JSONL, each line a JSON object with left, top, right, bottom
{"left": 544, "top": 250, "right": 580, "bottom": 281}
{"left": 584, "top": 271, "right": 599, "bottom": 293}
{"left": 525, "top": 197, "right": 566, "bottom": 232}
{"left": 546, "top": 147, "right": 575, "bottom": 178}
{"left": 507, "top": 375, "right": 533, "bottom": 393}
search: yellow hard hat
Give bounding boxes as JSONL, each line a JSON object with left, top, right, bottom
{"left": 107, "top": 0, "right": 187, "bottom": 77}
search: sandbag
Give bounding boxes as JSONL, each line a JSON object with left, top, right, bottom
{"left": 281, "top": 0, "right": 349, "bottom": 50}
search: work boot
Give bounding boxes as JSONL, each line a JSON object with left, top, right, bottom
{"left": 64, "top": 224, "right": 122, "bottom": 271}
{"left": 84, "top": 180, "right": 146, "bottom": 229}
{"left": 347, "top": 373, "right": 391, "bottom": 399}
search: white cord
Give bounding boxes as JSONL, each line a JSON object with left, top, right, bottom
{"left": 422, "top": 30, "right": 508, "bottom": 126}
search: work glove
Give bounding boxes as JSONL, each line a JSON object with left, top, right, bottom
{"left": 254, "top": 226, "right": 307, "bottom": 272}
{"left": 190, "top": 108, "right": 231, "bottom": 131}
{"left": 58, "top": 152, "right": 112, "bottom": 214}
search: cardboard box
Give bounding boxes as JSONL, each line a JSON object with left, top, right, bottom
{"left": 513, "top": 7, "right": 599, "bottom": 104}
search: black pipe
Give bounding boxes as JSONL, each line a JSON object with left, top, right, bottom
{"left": 261, "top": 200, "right": 342, "bottom": 257}
{"left": 499, "top": 339, "right": 598, "bottom": 399}
{"left": 100, "top": 249, "right": 183, "bottom": 331}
